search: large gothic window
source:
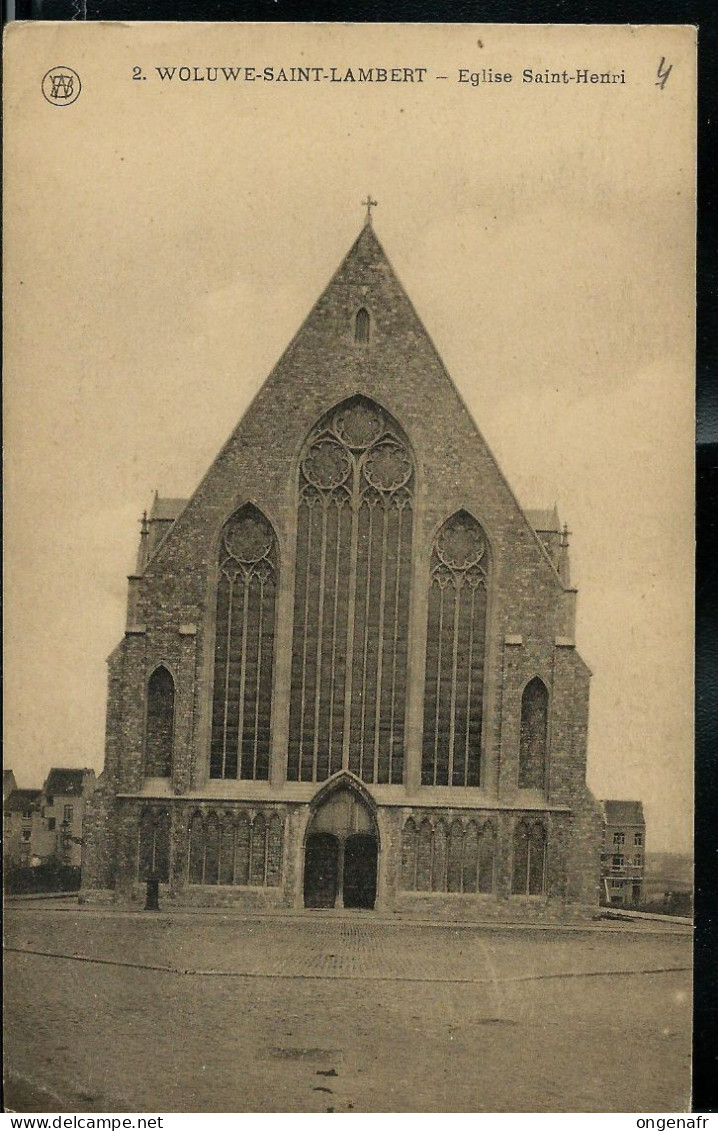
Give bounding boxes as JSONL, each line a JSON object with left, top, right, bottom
{"left": 518, "top": 677, "right": 549, "bottom": 791}
{"left": 288, "top": 397, "right": 414, "bottom": 784}
{"left": 145, "top": 666, "right": 174, "bottom": 777}
{"left": 210, "top": 505, "right": 277, "bottom": 780}
{"left": 422, "top": 511, "right": 489, "bottom": 787}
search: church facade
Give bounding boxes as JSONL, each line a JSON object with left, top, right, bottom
{"left": 82, "top": 219, "right": 602, "bottom": 919}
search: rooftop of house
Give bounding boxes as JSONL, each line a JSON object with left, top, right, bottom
{"left": 4, "top": 788, "right": 42, "bottom": 813}
{"left": 43, "top": 768, "right": 95, "bottom": 797}
{"left": 600, "top": 799, "right": 645, "bottom": 826}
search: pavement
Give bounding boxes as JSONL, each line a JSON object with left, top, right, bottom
{"left": 3, "top": 906, "right": 692, "bottom": 1113}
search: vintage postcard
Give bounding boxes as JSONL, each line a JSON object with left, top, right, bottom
{"left": 4, "top": 22, "right": 695, "bottom": 1115}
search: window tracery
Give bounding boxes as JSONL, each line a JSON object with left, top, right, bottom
{"left": 187, "top": 808, "right": 283, "bottom": 886}
{"left": 400, "top": 814, "right": 496, "bottom": 893}
{"left": 288, "top": 397, "right": 414, "bottom": 785}
{"left": 210, "top": 505, "right": 277, "bottom": 780}
{"left": 422, "top": 511, "right": 489, "bottom": 787}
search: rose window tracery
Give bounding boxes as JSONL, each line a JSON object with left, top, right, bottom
{"left": 364, "top": 441, "right": 413, "bottom": 492}
{"left": 302, "top": 440, "right": 352, "bottom": 491}
{"left": 334, "top": 401, "right": 383, "bottom": 448}
{"left": 223, "top": 514, "right": 274, "bottom": 565}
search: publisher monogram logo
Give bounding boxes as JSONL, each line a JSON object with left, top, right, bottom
{"left": 42, "top": 66, "right": 82, "bottom": 106}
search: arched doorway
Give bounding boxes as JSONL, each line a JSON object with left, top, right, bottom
{"left": 303, "top": 783, "right": 378, "bottom": 910}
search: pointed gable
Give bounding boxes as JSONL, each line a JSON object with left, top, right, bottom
{"left": 143, "top": 222, "right": 569, "bottom": 622}
{"left": 94, "top": 216, "right": 600, "bottom": 917}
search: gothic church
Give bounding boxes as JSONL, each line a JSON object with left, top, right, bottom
{"left": 83, "top": 216, "right": 601, "bottom": 918}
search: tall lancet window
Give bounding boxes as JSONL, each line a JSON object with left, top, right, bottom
{"left": 145, "top": 666, "right": 174, "bottom": 777}
{"left": 288, "top": 396, "right": 414, "bottom": 784}
{"left": 518, "top": 676, "right": 549, "bottom": 791}
{"left": 210, "top": 504, "right": 277, "bottom": 780}
{"left": 422, "top": 511, "right": 489, "bottom": 787}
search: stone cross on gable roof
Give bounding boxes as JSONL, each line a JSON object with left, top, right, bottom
{"left": 362, "top": 195, "right": 378, "bottom": 225}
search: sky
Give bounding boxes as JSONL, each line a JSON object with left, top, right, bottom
{"left": 5, "top": 22, "right": 695, "bottom": 852}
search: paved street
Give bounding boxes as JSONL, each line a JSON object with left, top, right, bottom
{"left": 4, "top": 907, "right": 692, "bottom": 1113}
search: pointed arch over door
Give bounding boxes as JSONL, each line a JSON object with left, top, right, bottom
{"left": 210, "top": 504, "right": 277, "bottom": 780}
{"left": 422, "top": 510, "right": 490, "bottom": 787}
{"left": 288, "top": 396, "right": 414, "bottom": 785}
{"left": 303, "top": 778, "right": 379, "bottom": 909}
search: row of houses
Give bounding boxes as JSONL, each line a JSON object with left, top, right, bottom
{"left": 3, "top": 768, "right": 96, "bottom": 870}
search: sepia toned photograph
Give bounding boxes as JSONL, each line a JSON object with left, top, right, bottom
{"left": 4, "top": 21, "right": 695, "bottom": 1114}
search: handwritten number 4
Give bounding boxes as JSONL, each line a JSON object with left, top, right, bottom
{"left": 656, "top": 57, "right": 673, "bottom": 90}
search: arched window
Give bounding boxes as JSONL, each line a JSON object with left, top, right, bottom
{"left": 219, "top": 813, "right": 235, "bottom": 885}
{"left": 422, "top": 511, "right": 489, "bottom": 787}
{"left": 187, "top": 807, "right": 283, "bottom": 886}
{"left": 447, "top": 819, "right": 464, "bottom": 892}
{"left": 188, "top": 812, "right": 205, "bottom": 884}
{"left": 478, "top": 820, "right": 496, "bottom": 894}
{"left": 266, "top": 813, "right": 284, "bottom": 887}
{"left": 399, "top": 814, "right": 496, "bottom": 894}
{"left": 355, "top": 307, "right": 370, "bottom": 343}
{"left": 416, "top": 819, "right": 433, "bottom": 891}
{"left": 138, "top": 807, "right": 170, "bottom": 881}
{"left": 401, "top": 818, "right": 418, "bottom": 890}
{"left": 250, "top": 813, "right": 267, "bottom": 886}
{"left": 461, "top": 822, "right": 480, "bottom": 893}
{"left": 145, "top": 666, "right": 174, "bottom": 777}
{"left": 288, "top": 397, "right": 414, "bottom": 785}
{"left": 210, "top": 504, "right": 277, "bottom": 780}
{"left": 431, "top": 821, "right": 448, "bottom": 892}
{"left": 512, "top": 819, "right": 547, "bottom": 895}
{"left": 234, "top": 812, "right": 251, "bottom": 885}
{"left": 204, "top": 813, "right": 220, "bottom": 885}
{"left": 518, "top": 677, "right": 549, "bottom": 791}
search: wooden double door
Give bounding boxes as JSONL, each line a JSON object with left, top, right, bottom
{"left": 304, "top": 832, "right": 378, "bottom": 910}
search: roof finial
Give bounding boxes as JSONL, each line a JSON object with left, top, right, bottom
{"left": 362, "top": 194, "right": 378, "bottom": 226}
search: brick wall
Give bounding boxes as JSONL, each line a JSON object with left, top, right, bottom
{"left": 83, "top": 224, "right": 601, "bottom": 917}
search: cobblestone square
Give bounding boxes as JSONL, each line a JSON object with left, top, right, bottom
{"left": 4, "top": 906, "right": 691, "bottom": 1113}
